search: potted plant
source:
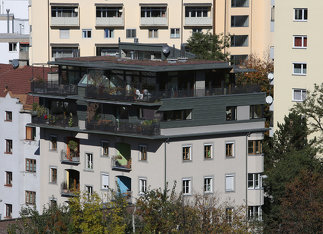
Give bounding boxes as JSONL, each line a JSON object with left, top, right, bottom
{"left": 68, "top": 140, "right": 78, "bottom": 160}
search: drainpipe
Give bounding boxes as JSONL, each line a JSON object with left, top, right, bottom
{"left": 12, "top": 14, "right": 14, "bottom": 33}
{"left": 224, "top": 0, "right": 227, "bottom": 55}
{"left": 246, "top": 132, "right": 250, "bottom": 221}
{"left": 213, "top": 0, "right": 216, "bottom": 35}
{"left": 180, "top": 0, "right": 183, "bottom": 46}
{"left": 6, "top": 9, "right": 9, "bottom": 33}
{"left": 164, "top": 138, "right": 170, "bottom": 191}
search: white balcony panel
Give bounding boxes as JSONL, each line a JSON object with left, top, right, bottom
{"left": 51, "top": 17, "right": 79, "bottom": 27}
{"left": 248, "top": 189, "right": 264, "bottom": 206}
{"left": 140, "top": 17, "right": 168, "bottom": 26}
{"left": 96, "top": 17, "right": 124, "bottom": 27}
{"left": 185, "top": 17, "right": 212, "bottom": 26}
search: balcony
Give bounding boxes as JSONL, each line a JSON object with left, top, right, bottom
{"left": 86, "top": 119, "right": 160, "bottom": 136}
{"left": 32, "top": 114, "right": 78, "bottom": 128}
{"left": 61, "top": 150, "right": 80, "bottom": 165}
{"left": 61, "top": 182, "right": 80, "bottom": 197}
{"left": 61, "top": 169, "right": 80, "bottom": 197}
{"left": 31, "top": 81, "right": 77, "bottom": 96}
{"left": 96, "top": 17, "right": 124, "bottom": 27}
{"left": 140, "top": 17, "right": 168, "bottom": 27}
{"left": 112, "top": 156, "right": 131, "bottom": 172}
{"left": 51, "top": 17, "right": 79, "bottom": 27}
{"left": 185, "top": 17, "right": 212, "bottom": 27}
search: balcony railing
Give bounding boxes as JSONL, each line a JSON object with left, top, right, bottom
{"left": 85, "top": 85, "right": 261, "bottom": 103}
{"left": 51, "top": 17, "right": 79, "bottom": 27}
{"left": 185, "top": 17, "right": 212, "bottom": 27}
{"left": 86, "top": 119, "right": 160, "bottom": 136}
{"left": 61, "top": 182, "right": 80, "bottom": 197}
{"left": 96, "top": 17, "right": 124, "bottom": 27}
{"left": 32, "top": 114, "right": 78, "bottom": 128}
{"left": 31, "top": 81, "right": 77, "bottom": 96}
{"left": 111, "top": 156, "right": 132, "bottom": 171}
{"left": 61, "top": 150, "right": 80, "bottom": 165}
{"left": 140, "top": 17, "right": 168, "bottom": 27}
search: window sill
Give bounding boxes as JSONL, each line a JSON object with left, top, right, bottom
{"left": 4, "top": 184, "right": 12, "bottom": 187}
{"left": 183, "top": 193, "right": 192, "bottom": 196}
{"left": 4, "top": 120, "right": 12, "bottom": 122}
{"left": 25, "top": 171, "right": 37, "bottom": 174}
{"left": 204, "top": 157, "right": 213, "bottom": 160}
{"left": 49, "top": 182, "right": 57, "bottom": 185}
{"left": 292, "top": 47, "right": 307, "bottom": 49}
{"left": 4, "top": 216, "right": 12, "bottom": 219}
{"left": 183, "top": 160, "right": 192, "bottom": 162}
{"left": 225, "top": 190, "right": 235, "bottom": 193}
{"left": 84, "top": 169, "right": 94, "bottom": 172}
{"left": 293, "top": 20, "right": 307, "bottom": 22}
{"left": 225, "top": 156, "right": 235, "bottom": 159}
{"left": 49, "top": 149, "right": 58, "bottom": 152}
{"left": 248, "top": 153, "right": 263, "bottom": 156}
{"left": 292, "top": 73, "right": 306, "bottom": 76}
{"left": 204, "top": 191, "right": 213, "bottom": 194}
{"left": 292, "top": 99, "right": 305, "bottom": 102}
{"left": 25, "top": 139, "right": 36, "bottom": 141}
{"left": 4, "top": 152, "right": 12, "bottom": 154}
{"left": 100, "top": 154, "right": 109, "bottom": 158}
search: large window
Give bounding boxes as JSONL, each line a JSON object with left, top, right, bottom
{"left": 139, "top": 178, "right": 147, "bottom": 194}
{"left": 26, "top": 159, "right": 36, "bottom": 172}
{"left": 293, "top": 36, "right": 307, "bottom": 48}
{"left": 231, "top": 15, "right": 249, "bottom": 27}
{"left": 52, "top": 47, "right": 79, "bottom": 59}
{"left": 248, "top": 140, "right": 262, "bottom": 155}
{"left": 5, "top": 139, "right": 12, "bottom": 154}
{"left": 5, "top": 171, "right": 12, "bottom": 186}
{"left": 26, "top": 126, "right": 36, "bottom": 140}
{"left": 225, "top": 174, "right": 235, "bottom": 192}
{"left": 226, "top": 106, "right": 237, "bottom": 121}
{"left": 294, "top": 8, "right": 307, "bottom": 21}
{"left": 293, "top": 63, "right": 307, "bottom": 75}
{"left": 293, "top": 89, "right": 306, "bottom": 102}
{"left": 231, "top": 35, "right": 248, "bottom": 47}
{"left": 141, "top": 7, "right": 166, "bottom": 18}
{"left": 231, "top": 55, "right": 248, "bottom": 65}
{"left": 231, "top": 0, "right": 249, "bottom": 7}
{"left": 182, "top": 146, "right": 192, "bottom": 161}
{"left": 163, "top": 109, "right": 192, "bottom": 121}
{"left": 250, "top": 105, "right": 263, "bottom": 119}
{"left": 185, "top": 7, "right": 209, "bottom": 17}
{"left": 25, "top": 191, "right": 36, "bottom": 205}
{"left": 96, "top": 7, "right": 122, "bottom": 18}
{"left": 204, "top": 177, "right": 213, "bottom": 193}
{"left": 51, "top": 6, "right": 78, "bottom": 17}
{"left": 248, "top": 173, "right": 261, "bottom": 189}
{"left": 182, "top": 178, "right": 191, "bottom": 195}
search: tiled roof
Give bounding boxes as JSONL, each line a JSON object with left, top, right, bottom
{"left": 0, "top": 64, "right": 51, "bottom": 109}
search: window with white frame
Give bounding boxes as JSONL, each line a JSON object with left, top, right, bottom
{"left": 96, "top": 7, "right": 122, "bottom": 18}
{"left": 104, "top": 28, "right": 114, "bottom": 38}
{"left": 139, "top": 145, "right": 147, "bottom": 161}
{"left": 49, "top": 167, "right": 57, "bottom": 184}
{"left": 225, "top": 174, "right": 235, "bottom": 192}
{"left": 141, "top": 7, "right": 167, "bottom": 18}
{"left": 182, "top": 145, "right": 192, "bottom": 161}
{"left": 293, "top": 63, "right": 307, "bottom": 75}
{"left": 85, "top": 153, "right": 93, "bottom": 170}
{"left": 101, "top": 141, "right": 109, "bottom": 156}
{"left": 294, "top": 8, "right": 307, "bottom": 21}
{"left": 51, "top": 6, "right": 78, "bottom": 18}
{"left": 225, "top": 142, "right": 235, "bottom": 158}
{"left": 248, "top": 173, "right": 261, "bottom": 189}
{"left": 86, "top": 185, "right": 93, "bottom": 198}
{"left": 185, "top": 7, "right": 209, "bottom": 18}
{"left": 9, "top": 42, "right": 17, "bottom": 51}
{"left": 26, "top": 159, "right": 36, "bottom": 173}
{"left": 293, "top": 89, "right": 307, "bottom": 102}
{"left": 101, "top": 173, "right": 109, "bottom": 190}
{"left": 204, "top": 144, "right": 212, "bottom": 159}
{"left": 293, "top": 36, "right": 307, "bottom": 48}
{"left": 170, "top": 28, "right": 180, "bottom": 38}
{"left": 182, "top": 178, "right": 191, "bottom": 195}
{"left": 82, "top": 29, "right": 92, "bottom": 38}
{"left": 139, "top": 178, "right": 147, "bottom": 194}
{"left": 25, "top": 191, "right": 36, "bottom": 205}
{"left": 248, "top": 206, "right": 262, "bottom": 220}
{"left": 204, "top": 177, "right": 213, "bottom": 193}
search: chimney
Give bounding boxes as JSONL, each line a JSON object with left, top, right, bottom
{"left": 6, "top": 9, "right": 10, "bottom": 33}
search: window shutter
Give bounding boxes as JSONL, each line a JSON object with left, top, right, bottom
{"left": 226, "top": 175, "right": 234, "bottom": 191}
{"left": 102, "top": 174, "right": 109, "bottom": 189}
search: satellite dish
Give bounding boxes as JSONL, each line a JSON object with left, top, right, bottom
{"left": 267, "top": 73, "right": 274, "bottom": 81}
{"left": 162, "top": 45, "right": 170, "bottom": 57}
{"left": 12, "top": 59, "right": 19, "bottom": 69}
{"left": 266, "top": 96, "right": 273, "bottom": 104}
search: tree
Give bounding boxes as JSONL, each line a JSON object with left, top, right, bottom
{"left": 292, "top": 83, "right": 323, "bottom": 147}
{"left": 186, "top": 32, "right": 230, "bottom": 61}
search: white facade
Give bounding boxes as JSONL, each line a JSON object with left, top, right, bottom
{"left": 0, "top": 93, "right": 40, "bottom": 219}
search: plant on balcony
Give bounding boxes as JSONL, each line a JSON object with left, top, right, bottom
{"left": 87, "top": 103, "right": 99, "bottom": 122}
{"left": 68, "top": 113, "right": 74, "bottom": 127}
{"left": 68, "top": 140, "right": 79, "bottom": 159}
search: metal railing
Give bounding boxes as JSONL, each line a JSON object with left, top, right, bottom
{"left": 31, "top": 81, "right": 78, "bottom": 96}
{"left": 32, "top": 114, "right": 78, "bottom": 128}
{"left": 111, "top": 156, "right": 132, "bottom": 171}
{"left": 61, "top": 182, "right": 80, "bottom": 197}
{"left": 61, "top": 150, "right": 80, "bottom": 164}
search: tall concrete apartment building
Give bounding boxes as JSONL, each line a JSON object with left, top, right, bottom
{"left": 274, "top": 1, "right": 319, "bottom": 128}
{"left": 29, "top": 54, "right": 266, "bottom": 220}
{"left": 29, "top": 0, "right": 273, "bottom": 64}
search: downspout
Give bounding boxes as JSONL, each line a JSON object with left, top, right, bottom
{"left": 180, "top": 0, "right": 183, "bottom": 46}
{"left": 246, "top": 132, "right": 250, "bottom": 220}
{"left": 164, "top": 138, "right": 170, "bottom": 191}
{"left": 12, "top": 15, "right": 14, "bottom": 33}
{"left": 224, "top": 0, "right": 227, "bottom": 55}
{"left": 250, "top": 0, "right": 253, "bottom": 54}
{"left": 213, "top": 0, "right": 216, "bottom": 35}
{"left": 6, "top": 9, "right": 9, "bottom": 33}
{"left": 48, "top": 0, "right": 50, "bottom": 63}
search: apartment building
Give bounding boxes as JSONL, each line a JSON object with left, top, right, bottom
{"left": 0, "top": 0, "right": 30, "bottom": 64}
{"left": 0, "top": 64, "right": 40, "bottom": 220}
{"left": 274, "top": 1, "right": 319, "bottom": 128}
{"left": 29, "top": 54, "right": 266, "bottom": 220}
{"left": 29, "top": 0, "right": 273, "bottom": 65}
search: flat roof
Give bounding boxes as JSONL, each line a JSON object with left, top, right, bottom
{"left": 49, "top": 56, "right": 232, "bottom": 72}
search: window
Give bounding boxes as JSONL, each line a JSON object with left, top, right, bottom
{"left": 5, "top": 171, "right": 12, "bottom": 186}
{"left": 231, "top": 35, "right": 248, "bottom": 47}
{"left": 231, "top": 55, "right": 248, "bottom": 65}
{"left": 204, "top": 177, "right": 213, "bottom": 193}
{"left": 52, "top": 47, "right": 79, "bottom": 59}
{"left": 5, "top": 139, "right": 12, "bottom": 154}
{"left": 250, "top": 105, "right": 263, "bottom": 119}
{"left": 26, "top": 159, "right": 36, "bottom": 172}
{"left": 204, "top": 144, "right": 212, "bottom": 159}
{"left": 139, "top": 178, "right": 147, "bottom": 194}
{"left": 9, "top": 42, "right": 17, "bottom": 51}
{"left": 50, "top": 136, "right": 57, "bottom": 151}
{"left": 141, "top": 7, "right": 167, "bottom": 18}
{"left": 293, "top": 89, "right": 307, "bottom": 102}
{"left": 293, "top": 63, "right": 307, "bottom": 75}
{"left": 96, "top": 7, "right": 122, "bottom": 18}
{"left": 248, "top": 206, "right": 262, "bottom": 220}
{"left": 51, "top": 6, "right": 78, "bottom": 17}
{"left": 182, "top": 146, "right": 192, "bottom": 161}
{"left": 25, "top": 126, "right": 36, "bottom": 140}
{"left": 226, "top": 106, "right": 237, "bottom": 121}
{"left": 163, "top": 109, "right": 192, "bottom": 121}
{"left": 49, "top": 167, "right": 57, "bottom": 183}
{"left": 192, "top": 28, "right": 202, "bottom": 34}
{"left": 248, "top": 173, "right": 261, "bottom": 189}
{"left": 5, "top": 111, "right": 12, "bottom": 121}
{"left": 104, "top": 28, "right": 114, "bottom": 38}
{"left": 148, "top": 29, "right": 158, "bottom": 38}
{"left": 5, "top": 204, "right": 12, "bottom": 218}
{"left": 170, "top": 28, "right": 180, "bottom": 38}
{"left": 139, "top": 145, "right": 147, "bottom": 161}
{"left": 248, "top": 140, "right": 262, "bottom": 155}
{"left": 293, "top": 36, "right": 307, "bottom": 48}
{"left": 86, "top": 153, "right": 93, "bottom": 170}
{"left": 86, "top": 185, "right": 93, "bottom": 196}
{"left": 294, "top": 8, "right": 307, "bottom": 21}
{"left": 82, "top": 29, "right": 92, "bottom": 38}
{"left": 59, "top": 29, "right": 70, "bottom": 39}
{"left": 101, "top": 141, "right": 109, "bottom": 156}
{"left": 225, "top": 174, "right": 235, "bottom": 192}
{"left": 231, "top": 16, "right": 249, "bottom": 27}
{"left": 225, "top": 207, "right": 233, "bottom": 224}
{"left": 126, "top": 29, "right": 136, "bottom": 38}
{"left": 226, "top": 143, "right": 234, "bottom": 157}
{"left": 185, "top": 7, "right": 209, "bottom": 18}
{"left": 25, "top": 191, "right": 36, "bottom": 205}
{"left": 182, "top": 179, "right": 191, "bottom": 195}
{"left": 101, "top": 173, "right": 109, "bottom": 190}
{"left": 231, "top": 0, "right": 249, "bottom": 7}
